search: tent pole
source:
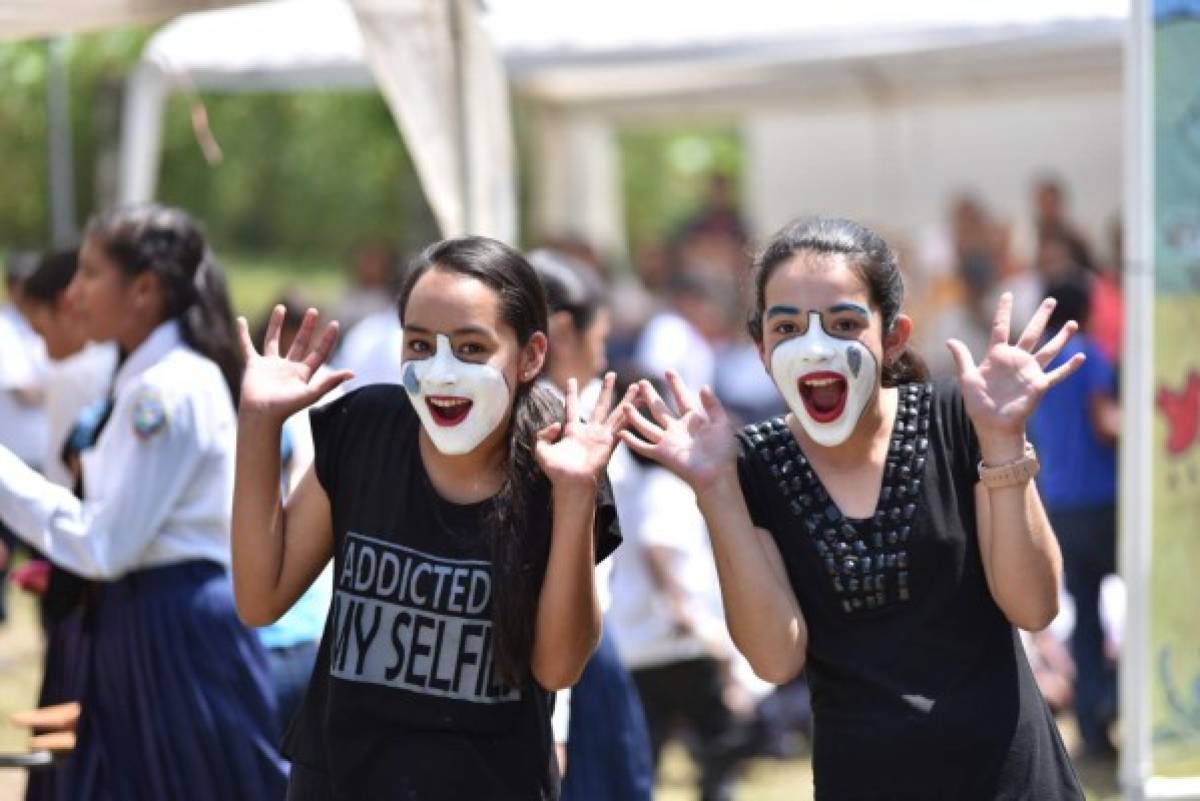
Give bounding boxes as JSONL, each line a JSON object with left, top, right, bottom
{"left": 449, "top": 0, "right": 472, "bottom": 235}
{"left": 1119, "top": 0, "right": 1153, "bottom": 796}
{"left": 46, "top": 36, "right": 77, "bottom": 247}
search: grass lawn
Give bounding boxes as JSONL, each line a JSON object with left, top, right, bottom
{"left": 222, "top": 253, "right": 348, "bottom": 322}
{"left": 0, "top": 253, "right": 1125, "bottom": 799}
{"left": 0, "top": 574, "right": 1123, "bottom": 800}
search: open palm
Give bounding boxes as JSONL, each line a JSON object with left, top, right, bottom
{"left": 947, "top": 292, "right": 1086, "bottom": 437}
{"left": 535, "top": 373, "right": 631, "bottom": 487}
{"left": 237, "top": 306, "right": 353, "bottom": 422}
{"left": 620, "top": 371, "right": 737, "bottom": 490}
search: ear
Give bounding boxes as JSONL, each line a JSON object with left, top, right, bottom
{"left": 519, "top": 330, "right": 549, "bottom": 384}
{"left": 128, "top": 270, "right": 163, "bottom": 315}
{"left": 884, "top": 314, "right": 913, "bottom": 364}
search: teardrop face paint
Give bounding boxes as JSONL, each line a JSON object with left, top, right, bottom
{"left": 402, "top": 334, "right": 511, "bottom": 455}
{"left": 770, "top": 311, "right": 878, "bottom": 447}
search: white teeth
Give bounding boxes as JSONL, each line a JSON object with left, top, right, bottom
{"left": 429, "top": 398, "right": 470, "bottom": 409}
{"left": 803, "top": 378, "right": 840, "bottom": 387}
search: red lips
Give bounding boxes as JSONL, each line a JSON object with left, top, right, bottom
{"left": 425, "top": 396, "right": 473, "bottom": 427}
{"left": 797, "top": 371, "right": 848, "bottom": 423}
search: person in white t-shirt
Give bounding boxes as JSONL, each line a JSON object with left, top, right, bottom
{"left": 0, "top": 252, "right": 49, "bottom": 624}
{"left": 22, "top": 249, "right": 118, "bottom": 489}
{"left": 14, "top": 249, "right": 118, "bottom": 801}
{"left": 608, "top": 371, "right": 745, "bottom": 801}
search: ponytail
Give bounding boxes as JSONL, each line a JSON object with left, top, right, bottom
{"left": 85, "top": 205, "right": 244, "bottom": 405}
{"left": 179, "top": 258, "right": 243, "bottom": 405}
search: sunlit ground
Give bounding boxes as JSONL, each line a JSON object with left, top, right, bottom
{"left": 0, "top": 259, "right": 1122, "bottom": 800}
{"left": 0, "top": 577, "right": 1121, "bottom": 801}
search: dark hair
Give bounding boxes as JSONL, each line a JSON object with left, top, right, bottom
{"left": 5, "top": 251, "right": 41, "bottom": 289}
{"left": 527, "top": 248, "right": 608, "bottom": 332}
{"left": 85, "top": 205, "right": 243, "bottom": 405}
{"left": 748, "top": 216, "right": 928, "bottom": 387}
{"left": 23, "top": 250, "right": 79, "bottom": 305}
{"left": 398, "top": 236, "right": 561, "bottom": 686}
{"left": 1045, "top": 276, "right": 1092, "bottom": 334}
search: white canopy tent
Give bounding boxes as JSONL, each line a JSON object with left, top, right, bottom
{"left": 0, "top": 0, "right": 252, "bottom": 41}
{"left": 120, "top": 0, "right": 516, "bottom": 240}
{"left": 485, "top": 0, "right": 1128, "bottom": 262}
{"left": 119, "top": 0, "right": 1127, "bottom": 260}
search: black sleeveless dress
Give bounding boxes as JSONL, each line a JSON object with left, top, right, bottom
{"left": 735, "top": 381, "right": 1083, "bottom": 800}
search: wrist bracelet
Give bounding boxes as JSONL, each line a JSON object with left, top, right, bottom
{"left": 977, "top": 441, "right": 1039, "bottom": 488}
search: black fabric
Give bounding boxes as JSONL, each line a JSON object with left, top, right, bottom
{"left": 284, "top": 384, "right": 620, "bottom": 801}
{"left": 735, "top": 380, "right": 1082, "bottom": 801}
{"left": 631, "top": 657, "right": 740, "bottom": 801}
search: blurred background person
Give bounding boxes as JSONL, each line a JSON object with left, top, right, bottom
{"left": 635, "top": 271, "right": 730, "bottom": 396}
{"left": 0, "top": 206, "right": 287, "bottom": 799}
{"left": 1033, "top": 174, "right": 1095, "bottom": 274}
{"left": 20, "top": 250, "right": 118, "bottom": 490}
{"left": 1028, "top": 276, "right": 1120, "bottom": 762}
{"left": 1088, "top": 216, "right": 1124, "bottom": 366}
{"left": 332, "top": 237, "right": 399, "bottom": 331}
{"left": 529, "top": 247, "right": 654, "bottom": 801}
{"left": 14, "top": 248, "right": 116, "bottom": 801}
{"left": 0, "top": 251, "right": 49, "bottom": 627}
{"left": 608, "top": 371, "right": 747, "bottom": 801}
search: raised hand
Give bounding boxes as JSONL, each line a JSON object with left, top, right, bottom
{"left": 534, "top": 372, "right": 631, "bottom": 489}
{"left": 619, "top": 370, "right": 737, "bottom": 490}
{"left": 236, "top": 306, "right": 353, "bottom": 422}
{"left": 946, "top": 292, "right": 1085, "bottom": 443}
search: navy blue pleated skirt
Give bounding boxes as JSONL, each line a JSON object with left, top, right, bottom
{"left": 68, "top": 560, "right": 287, "bottom": 801}
{"left": 25, "top": 604, "right": 88, "bottom": 801}
{"left": 560, "top": 627, "right": 654, "bottom": 801}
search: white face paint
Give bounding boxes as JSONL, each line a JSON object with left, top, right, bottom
{"left": 401, "top": 334, "right": 511, "bottom": 455}
{"left": 770, "top": 311, "right": 878, "bottom": 447}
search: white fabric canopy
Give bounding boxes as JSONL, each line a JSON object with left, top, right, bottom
{"left": 119, "top": 0, "right": 516, "bottom": 240}
{"left": 0, "top": 0, "right": 253, "bottom": 42}
{"left": 114, "top": 0, "right": 1127, "bottom": 252}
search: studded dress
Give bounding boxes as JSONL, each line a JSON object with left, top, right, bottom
{"left": 735, "top": 381, "right": 1082, "bottom": 800}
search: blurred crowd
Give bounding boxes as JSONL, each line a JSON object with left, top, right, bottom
{"left": 0, "top": 168, "right": 1125, "bottom": 796}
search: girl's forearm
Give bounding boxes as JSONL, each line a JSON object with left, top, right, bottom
{"left": 531, "top": 483, "right": 601, "bottom": 690}
{"left": 977, "top": 433, "right": 1062, "bottom": 631}
{"left": 696, "top": 470, "right": 808, "bottom": 684}
{"left": 230, "top": 411, "right": 287, "bottom": 625}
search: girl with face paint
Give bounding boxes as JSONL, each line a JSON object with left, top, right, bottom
{"left": 231, "top": 236, "right": 629, "bottom": 801}
{"left": 622, "top": 217, "right": 1087, "bottom": 800}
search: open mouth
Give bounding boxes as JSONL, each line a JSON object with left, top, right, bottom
{"left": 425, "top": 396, "right": 473, "bottom": 426}
{"left": 797, "top": 372, "right": 848, "bottom": 424}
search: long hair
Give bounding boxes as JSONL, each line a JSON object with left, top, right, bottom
{"left": 399, "top": 236, "right": 561, "bottom": 686}
{"left": 748, "top": 216, "right": 928, "bottom": 387}
{"left": 85, "top": 205, "right": 243, "bottom": 405}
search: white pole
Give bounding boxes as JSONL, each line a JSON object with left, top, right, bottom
{"left": 117, "top": 62, "right": 168, "bottom": 206}
{"left": 449, "top": 0, "right": 472, "bottom": 235}
{"left": 1119, "top": 0, "right": 1153, "bottom": 797}
{"left": 46, "top": 37, "right": 76, "bottom": 247}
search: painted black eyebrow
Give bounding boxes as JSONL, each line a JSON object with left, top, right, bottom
{"left": 828, "top": 302, "right": 870, "bottom": 316}
{"left": 766, "top": 304, "right": 801, "bottom": 318}
{"left": 403, "top": 324, "right": 494, "bottom": 338}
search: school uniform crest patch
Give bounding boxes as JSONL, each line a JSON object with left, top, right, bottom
{"left": 131, "top": 391, "right": 168, "bottom": 439}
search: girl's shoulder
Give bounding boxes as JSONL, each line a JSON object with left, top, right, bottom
{"left": 312, "top": 382, "right": 412, "bottom": 428}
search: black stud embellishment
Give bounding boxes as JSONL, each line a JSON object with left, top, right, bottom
{"left": 751, "top": 382, "right": 932, "bottom": 616}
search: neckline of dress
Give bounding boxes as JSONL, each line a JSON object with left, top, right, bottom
{"left": 779, "top": 387, "right": 903, "bottom": 524}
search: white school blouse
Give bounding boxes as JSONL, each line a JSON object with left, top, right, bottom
{"left": 0, "top": 320, "right": 236, "bottom": 580}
